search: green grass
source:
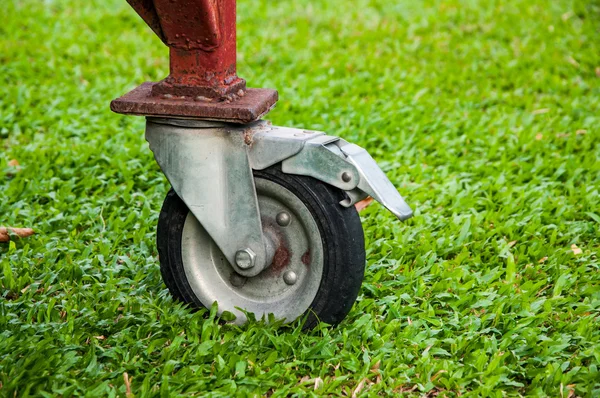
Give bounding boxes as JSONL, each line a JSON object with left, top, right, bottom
{"left": 1, "top": 0, "right": 599, "bottom": 396}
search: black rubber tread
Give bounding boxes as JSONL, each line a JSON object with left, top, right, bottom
{"left": 156, "top": 166, "right": 366, "bottom": 329}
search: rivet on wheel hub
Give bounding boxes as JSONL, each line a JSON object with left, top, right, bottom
{"left": 341, "top": 171, "right": 353, "bottom": 182}
{"left": 283, "top": 270, "right": 298, "bottom": 285}
{"left": 276, "top": 212, "right": 291, "bottom": 227}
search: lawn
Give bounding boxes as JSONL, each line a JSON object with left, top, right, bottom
{"left": 1, "top": 0, "right": 599, "bottom": 396}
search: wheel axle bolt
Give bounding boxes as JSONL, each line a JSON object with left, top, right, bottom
{"left": 276, "top": 212, "right": 291, "bottom": 227}
{"left": 235, "top": 248, "right": 256, "bottom": 269}
{"left": 283, "top": 270, "right": 298, "bottom": 285}
{"left": 341, "top": 172, "right": 353, "bottom": 183}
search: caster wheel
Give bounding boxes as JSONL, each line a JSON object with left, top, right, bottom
{"left": 157, "top": 166, "right": 365, "bottom": 329}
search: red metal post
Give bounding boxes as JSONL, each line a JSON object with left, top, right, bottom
{"left": 111, "top": 0, "right": 278, "bottom": 123}
{"left": 148, "top": 0, "right": 245, "bottom": 99}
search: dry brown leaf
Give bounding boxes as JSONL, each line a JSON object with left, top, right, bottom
{"left": 407, "top": 316, "right": 413, "bottom": 326}
{"left": 8, "top": 159, "right": 19, "bottom": 167}
{"left": 0, "top": 227, "right": 35, "bottom": 242}
{"left": 352, "top": 378, "right": 366, "bottom": 398}
{"left": 567, "top": 56, "right": 580, "bottom": 68}
{"left": 571, "top": 244, "right": 582, "bottom": 255}
{"left": 94, "top": 335, "right": 106, "bottom": 340}
{"left": 314, "top": 377, "right": 323, "bottom": 390}
{"left": 576, "top": 129, "right": 587, "bottom": 135}
{"left": 422, "top": 345, "right": 433, "bottom": 356}
{"left": 538, "top": 256, "right": 548, "bottom": 263}
{"left": 123, "top": 372, "right": 133, "bottom": 398}
{"left": 370, "top": 360, "right": 381, "bottom": 373}
{"left": 532, "top": 109, "right": 550, "bottom": 115}
{"left": 355, "top": 196, "right": 374, "bottom": 213}
{"left": 394, "top": 384, "right": 419, "bottom": 394}
{"left": 508, "top": 240, "right": 517, "bottom": 248}
{"left": 596, "top": 67, "right": 600, "bottom": 78}
{"left": 431, "top": 369, "right": 448, "bottom": 381}
{"left": 535, "top": 133, "right": 544, "bottom": 140}
{"left": 567, "top": 384, "right": 576, "bottom": 398}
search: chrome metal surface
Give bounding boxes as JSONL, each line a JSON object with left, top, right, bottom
{"left": 246, "top": 125, "right": 323, "bottom": 171}
{"left": 180, "top": 177, "right": 323, "bottom": 324}
{"left": 279, "top": 134, "right": 412, "bottom": 221}
{"left": 281, "top": 135, "right": 360, "bottom": 192}
{"left": 147, "top": 117, "right": 412, "bottom": 279}
{"left": 230, "top": 273, "right": 246, "bottom": 287}
{"left": 146, "top": 118, "right": 269, "bottom": 277}
{"left": 338, "top": 142, "right": 414, "bottom": 221}
{"left": 340, "top": 188, "right": 370, "bottom": 208}
{"left": 276, "top": 212, "right": 291, "bottom": 227}
{"left": 147, "top": 117, "right": 229, "bottom": 128}
{"left": 283, "top": 271, "right": 298, "bottom": 285}
{"left": 341, "top": 171, "right": 353, "bottom": 183}
{"left": 235, "top": 249, "right": 256, "bottom": 269}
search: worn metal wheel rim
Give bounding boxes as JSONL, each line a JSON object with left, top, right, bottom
{"left": 181, "top": 177, "right": 324, "bottom": 325}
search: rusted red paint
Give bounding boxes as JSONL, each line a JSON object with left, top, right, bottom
{"left": 301, "top": 250, "right": 311, "bottom": 266}
{"left": 111, "top": 82, "right": 278, "bottom": 124}
{"left": 113, "top": 0, "right": 278, "bottom": 122}
{"left": 271, "top": 246, "right": 291, "bottom": 273}
{"left": 128, "top": 0, "right": 242, "bottom": 98}
{"left": 149, "top": 0, "right": 222, "bottom": 51}
{"left": 243, "top": 128, "right": 255, "bottom": 146}
{"left": 260, "top": 217, "right": 293, "bottom": 275}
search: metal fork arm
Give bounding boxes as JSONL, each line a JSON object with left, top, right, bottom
{"left": 146, "top": 118, "right": 413, "bottom": 276}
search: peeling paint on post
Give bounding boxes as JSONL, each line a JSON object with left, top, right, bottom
{"left": 112, "top": 0, "right": 278, "bottom": 123}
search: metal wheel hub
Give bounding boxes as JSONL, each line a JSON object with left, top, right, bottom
{"left": 181, "top": 177, "right": 323, "bottom": 324}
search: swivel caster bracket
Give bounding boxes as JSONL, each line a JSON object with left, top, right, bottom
{"left": 112, "top": 0, "right": 414, "bottom": 326}
{"left": 146, "top": 118, "right": 412, "bottom": 277}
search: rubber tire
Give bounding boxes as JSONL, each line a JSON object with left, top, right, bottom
{"left": 157, "top": 166, "right": 366, "bottom": 329}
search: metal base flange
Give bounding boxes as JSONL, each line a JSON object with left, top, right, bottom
{"left": 111, "top": 82, "right": 279, "bottom": 124}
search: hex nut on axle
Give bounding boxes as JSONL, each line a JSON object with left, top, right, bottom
{"left": 235, "top": 248, "right": 256, "bottom": 269}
